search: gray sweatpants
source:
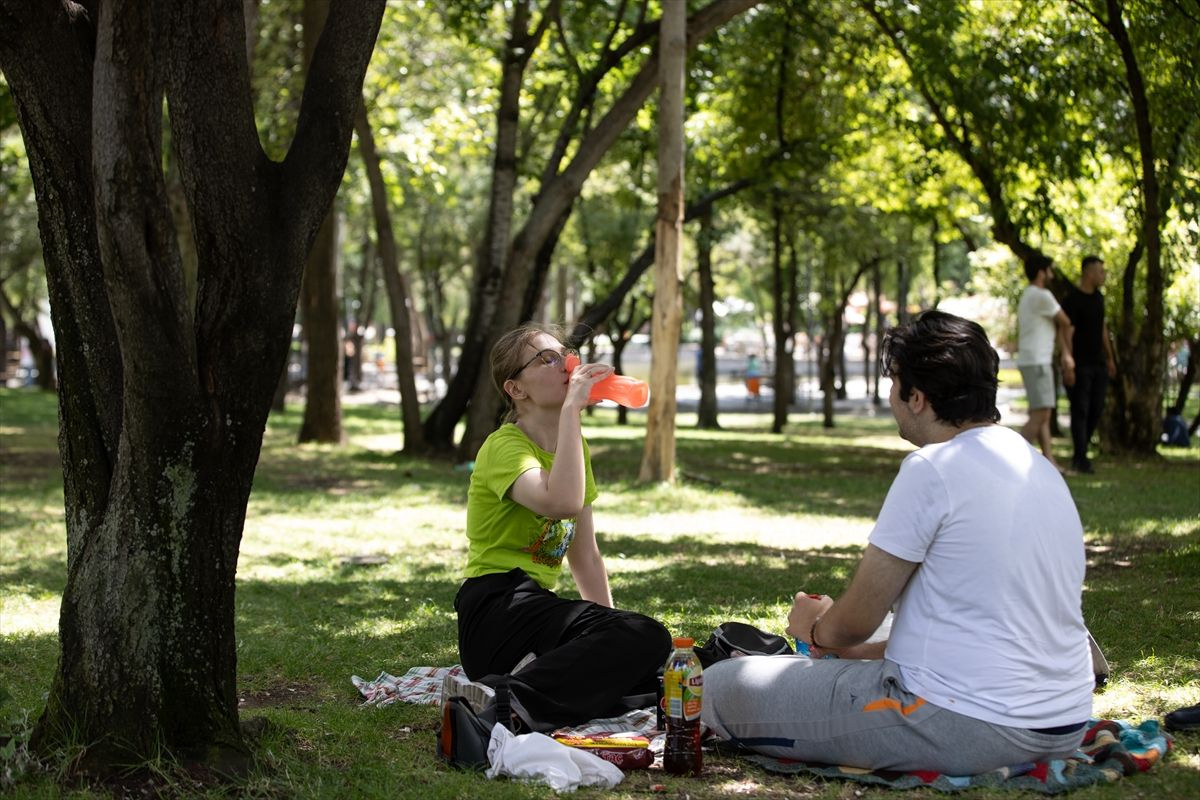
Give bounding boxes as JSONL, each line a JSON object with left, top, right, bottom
{"left": 701, "top": 656, "right": 1087, "bottom": 776}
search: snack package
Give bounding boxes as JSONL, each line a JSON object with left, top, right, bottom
{"left": 551, "top": 734, "right": 654, "bottom": 770}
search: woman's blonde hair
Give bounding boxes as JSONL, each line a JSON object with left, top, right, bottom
{"left": 491, "top": 322, "right": 566, "bottom": 423}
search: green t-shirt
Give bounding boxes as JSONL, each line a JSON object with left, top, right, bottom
{"left": 464, "top": 423, "right": 598, "bottom": 589}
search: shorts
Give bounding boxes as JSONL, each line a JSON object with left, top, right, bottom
{"left": 1018, "top": 364, "right": 1056, "bottom": 410}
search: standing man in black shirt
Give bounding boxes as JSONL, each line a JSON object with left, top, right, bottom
{"left": 1062, "top": 256, "right": 1117, "bottom": 474}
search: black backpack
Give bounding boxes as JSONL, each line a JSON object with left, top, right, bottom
{"left": 693, "top": 621, "right": 794, "bottom": 668}
{"left": 436, "top": 684, "right": 512, "bottom": 770}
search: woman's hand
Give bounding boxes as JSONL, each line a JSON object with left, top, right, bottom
{"left": 786, "top": 591, "right": 834, "bottom": 643}
{"left": 563, "top": 361, "right": 614, "bottom": 411}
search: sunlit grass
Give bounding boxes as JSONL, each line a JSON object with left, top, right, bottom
{"left": 2, "top": 387, "right": 1198, "bottom": 798}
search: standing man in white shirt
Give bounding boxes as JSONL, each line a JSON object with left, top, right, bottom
{"left": 1016, "top": 256, "right": 1074, "bottom": 470}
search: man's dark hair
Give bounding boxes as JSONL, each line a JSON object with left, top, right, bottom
{"left": 1024, "top": 253, "right": 1053, "bottom": 282}
{"left": 881, "top": 310, "right": 1001, "bottom": 426}
{"left": 1081, "top": 254, "right": 1103, "bottom": 271}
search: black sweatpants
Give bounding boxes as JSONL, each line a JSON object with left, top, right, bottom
{"left": 455, "top": 568, "right": 672, "bottom": 732}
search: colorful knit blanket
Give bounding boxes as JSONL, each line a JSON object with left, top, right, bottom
{"left": 733, "top": 719, "right": 1171, "bottom": 793}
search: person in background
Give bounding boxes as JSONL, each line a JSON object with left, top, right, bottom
{"left": 1017, "top": 255, "right": 1074, "bottom": 470}
{"left": 1061, "top": 255, "right": 1116, "bottom": 474}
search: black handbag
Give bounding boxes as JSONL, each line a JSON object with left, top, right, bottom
{"left": 693, "top": 621, "right": 794, "bottom": 668}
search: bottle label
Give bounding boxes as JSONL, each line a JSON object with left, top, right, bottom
{"left": 664, "top": 662, "right": 703, "bottom": 721}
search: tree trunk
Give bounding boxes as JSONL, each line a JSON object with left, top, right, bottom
{"left": 0, "top": 288, "right": 57, "bottom": 391}
{"left": 1168, "top": 337, "right": 1199, "bottom": 417}
{"left": 0, "top": 0, "right": 384, "bottom": 774}
{"left": 298, "top": 210, "right": 344, "bottom": 443}
{"left": 820, "top": 260, "right": 872, "bottom": 428}
{"left": 696, "top": 206, "right": 721, "bottom": 429}
{"left": 418, "top": 0, "right": 547, "bottom": 454}
{"left": 896, "top": 256, "right": 910, "bottom": 325}
{"left": 1099, "top": 0, "right": 1166, "bottom": 454}
{"left": 355, "top": 100, "right": 425, "bottom": 450}
{"left": 769, "top": 196, "right": 795, "bottom": 434}
{"left": 639, "top": 0, "right": 685, "bottom": 483}
{"left": 872, "top": 259, "right": 883, "bottom": 405}
{"left": 297, "top": 0, "right": 343, "bottom": 444}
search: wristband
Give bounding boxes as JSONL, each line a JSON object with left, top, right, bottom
{"left": 809, "top": 616, "right": 825, "bottom": 649}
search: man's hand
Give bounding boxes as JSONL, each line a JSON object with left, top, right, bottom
{"left": 786, "top": 592, "right": 834, "bottom": 643}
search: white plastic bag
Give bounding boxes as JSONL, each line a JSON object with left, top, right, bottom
{"left": 485, "top": 724, "right": 624, "bottom": 792}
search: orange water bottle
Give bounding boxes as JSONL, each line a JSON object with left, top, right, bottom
{"left": 564, "top": 353, "right": 650, "bottom": 408}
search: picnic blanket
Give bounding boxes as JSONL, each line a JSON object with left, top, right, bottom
{"left": 352, "top": 667, "right": 1171, "bottom": 792}
{"left": 728, "top": 719, "right": 1172, "bottom": 794}
{"left": 351, "top": 666, "right": 659, "bottom": 739}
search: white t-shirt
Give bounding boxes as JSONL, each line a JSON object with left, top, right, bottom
{"left": 870, "top": 425, "right": 1093, "bottom": 729}
{"left": 1016, "top": 285, "right": 1061, "bottom": 366}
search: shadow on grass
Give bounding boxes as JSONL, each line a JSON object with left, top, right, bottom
{"left": 0, "top": 556, "right": 66, "bottom": 598}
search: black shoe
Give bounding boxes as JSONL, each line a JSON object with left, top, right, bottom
{"left": 1164, "top": 703, "right": 1200, "bottom": 732}
{"left": 1072, "top": 459, "right": 1095, "bottom": 475}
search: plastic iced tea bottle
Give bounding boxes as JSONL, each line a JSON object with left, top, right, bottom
{"left": 662, "top": 636, "right": 703, "bottom": 776}
{"left": 564, "top": 353, "right": 650, "bottom": 408}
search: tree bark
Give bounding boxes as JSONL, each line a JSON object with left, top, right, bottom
{"left": 0, "top": 0, "right": 384, "bottom": 773}
{"left": 639, "top": 0, "right": 686, "bottom": 484}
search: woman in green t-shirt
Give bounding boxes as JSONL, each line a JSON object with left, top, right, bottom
{"left": 455, "top": 323, "right": 672, "bottom": 732}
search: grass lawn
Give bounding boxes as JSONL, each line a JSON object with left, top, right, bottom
{"left": 2, "top": 386, "right": 1198, "bottom": 799}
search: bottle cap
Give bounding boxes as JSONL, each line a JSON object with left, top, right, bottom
{"left": 672, "top": 637, "right": 694, "bottom": 648}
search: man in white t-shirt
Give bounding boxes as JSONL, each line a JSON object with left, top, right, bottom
{"left": 1016, "top": 256, "right": 1074, "bottom": 469}
{"left": 702, "top": 311, "right": 1093, "bottom": 775}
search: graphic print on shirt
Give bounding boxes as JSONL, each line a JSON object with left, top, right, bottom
{"left": 522, "top": 517, "right": 576, "bottom": 566}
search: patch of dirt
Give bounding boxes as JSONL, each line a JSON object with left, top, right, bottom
{"left": 237, "top": 681, "right": 322, "bottom": 710}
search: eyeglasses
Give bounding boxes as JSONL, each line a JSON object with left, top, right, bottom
{"left": 511, "top": 348, "right": 578, "bottom": 380}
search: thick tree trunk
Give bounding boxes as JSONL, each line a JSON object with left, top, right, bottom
{"left": 696, "top": 207, "right": 721, "bottom": 429}
{"left": 355, "top": 101, "right": 425, "bottom": 450}
{"left": 639, "top": 0, "right": 686, "bottom": 483}
{"left": 0, "top": 0, "right": 384, "bottom": 774}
